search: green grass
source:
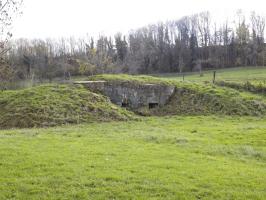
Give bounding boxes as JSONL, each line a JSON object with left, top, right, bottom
{"left": 1, "top": 72, "right": 266, "bottom": 130}
{"left": 88, "top": 74, "right": 173, "bottom": 85}
{"left": 88, "top": 73, "right": 266, "bottom": 116}
{"left": 149, "top": 83, "right": 266, "bottom": 116}
{"left": 1, "top": 68, "right": 266, "bottom": 199}
{"left": 216, "top": 80, "right": 266, "bottom": 95}
{"left": 157, "top": 66, "right": 266, "bottom": 98}
{"left": 0, "top": 116, "right": 265, "bottom": 199}
{"left": 158, "top": 66, "right": 266, "bottom": 83}
{"left": 0, "top": 84, "right": 135, "bottom": 129}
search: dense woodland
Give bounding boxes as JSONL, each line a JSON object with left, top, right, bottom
{"left": 2, "top": 10, "right": 266, "bottom": 83}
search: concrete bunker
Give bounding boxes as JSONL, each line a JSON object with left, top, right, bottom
{"left": 75, "top": 80, "right": 175, "bottom": 109}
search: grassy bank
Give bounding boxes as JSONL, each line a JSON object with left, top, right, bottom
{"left": 149, "top": 82, "right": 266, "bottom": 116}
{"left": 216, "top": 80, "right": 266, "bottom": 95}
{"left": 89, "top": 74, "right": 266, "bottom": 116}
{"left": 0, "top": 84, "right": 134, "bottom": 129}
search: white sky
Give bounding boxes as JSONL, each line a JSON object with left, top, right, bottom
{"left": 12, "top": 0, "right": 266, "bottom": 39}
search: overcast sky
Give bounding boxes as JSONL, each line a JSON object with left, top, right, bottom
{"left": 12, "top": 0, "right": 266, "bottom": 39}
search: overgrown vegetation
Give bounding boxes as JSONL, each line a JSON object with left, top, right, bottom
{"left": 216, "top": 80, "right": 266, "bottom": 95}
{"left": 0, "top": 71, "right": 265, "bottom": 129}
{"left": 0, "top": 84, "right": 135, "bottom": 129}
{"left": 89, "top": 73, "right": 266, "bottom": 116}
{"left": 151, "top": 83, "right": 266, "bottom": 116}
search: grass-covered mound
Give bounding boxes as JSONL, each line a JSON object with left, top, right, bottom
{"left": 89, "top": 74, "right": 266, "bottom": 116}
{"left": 0, "top": 84, "right": 135, "bottom": 129}
{"left": 151, "top": 83, "right": 266, "bottom": 116}
{"left": 88, "top": 74, "right": 172, "bottom": 85}
{"left": 216, "top": 80, "right": 266, "bottom": 95}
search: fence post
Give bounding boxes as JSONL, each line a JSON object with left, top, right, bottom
{"left": 213, "top": 71, "right": 216, "bottom": 83}
{"left": 183, "top": 74, "right": 185, "bottom": 81}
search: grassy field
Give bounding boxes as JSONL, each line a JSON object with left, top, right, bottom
{"left": 0, "top": 116, "right": 265, "bottom": 199}
{"left": 158, "top": 67, "right": 266, "bottom": 96}
{"left": 158, "top": 66, "right": 266, "bottom": 83}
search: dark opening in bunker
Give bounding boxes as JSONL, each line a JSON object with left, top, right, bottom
{"left": 121, "top": 102, "right": 129, "bottom": 107}
{"left": 121, "top": 99, "right": 129, "bottom": 107}
{"left": 149, "top": 102, "right": 159, "bottom": 109}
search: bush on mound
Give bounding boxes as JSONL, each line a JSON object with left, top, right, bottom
{"left": 0, "top": 84, "right": 135, "bottom": 129}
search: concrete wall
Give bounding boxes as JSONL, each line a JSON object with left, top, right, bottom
{"left": 75, "top": 81, "right": 175, "bottom": 109}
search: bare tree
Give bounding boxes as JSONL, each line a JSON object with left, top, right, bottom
{"left": 0, "top": 0, "right": 23, "bottom": 89}
{"left": 3, "top": 10, "right": 266, "bottom": 82}
{"left": 0, "top": 0, "right": 23, "bottom": 56}
{"left": 251, "top": 12, "right": 265, "bottom": 66}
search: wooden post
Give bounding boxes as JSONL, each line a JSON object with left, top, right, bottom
{"left": 183, "top": 74, "right": 185, "bottom": 82}
{"left": 213, "top": 71, "right": 216, "bottom": 83}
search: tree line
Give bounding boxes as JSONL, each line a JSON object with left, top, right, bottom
{"left": 3, "top": 10, "right": 266, "bottom": 83}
